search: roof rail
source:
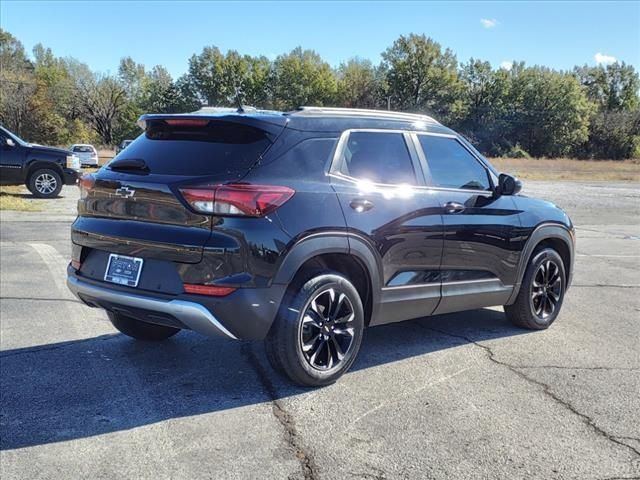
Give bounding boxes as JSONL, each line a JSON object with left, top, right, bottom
{"left": 291, "top": 106, "right": 440, "bottom": 124}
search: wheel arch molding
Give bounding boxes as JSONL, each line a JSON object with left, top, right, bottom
{"left": 273, "top": 232, "right": 383, "bottom": 320}
{"left": 506, "top": 223, "right": 574, "bottom": 305}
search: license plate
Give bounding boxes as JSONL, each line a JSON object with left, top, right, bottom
{"left": 104, "top": 254, "right": 144, "bottom": 287}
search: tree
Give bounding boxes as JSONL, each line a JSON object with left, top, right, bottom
{"left": 0, "top": 30, "right": 35, "bottom": 136}
{"left": 270, "top": 47, "right": 337, "bottom": 110}
{"left": 457, "top": 59, "right": 514, "bottom": 153}
{"left": 77, "top": 75, "right": 128, "bottom": 144}
{"left": 381, "top": 34, "right": 464, "bottom": 123}
{"left": 508, "top": 66, "right": 593, "bottom": 157}
{"left": 336, "top": 58, "right": 381, "bottom": 108}
{"left": 240, "top": 55, "right": 271, "bottom": 107}
{"left": 187, "top": 46, "right": 227, "bottom": 106}
{"left": 118, "top": 56, "right": 147, "bottom": 100}
{"left": 574, "top": 63, "right": 639, "bottom": 112}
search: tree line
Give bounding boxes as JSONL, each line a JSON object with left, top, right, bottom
{"left": 1, "top": 29, "right": 638, "bottom": 159}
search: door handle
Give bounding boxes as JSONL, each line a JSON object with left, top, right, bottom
{"left": 350, "top": 198, "right": 374, "bottom": 212}
{"left": 443, "top": 201, "right": 465, "bottom": 214}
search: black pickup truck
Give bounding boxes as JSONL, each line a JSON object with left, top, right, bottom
{"left": 0, "top": 125, "right": 80, "bottom": 198}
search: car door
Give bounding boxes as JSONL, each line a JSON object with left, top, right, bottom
{"left": 0, "top": 132, "right": 25, "bottom": 183}
{"left": 331, "top": 130, "right": 444, "bottom": 325}
{"left": 414, "top": 133, "right": 522, "bottom": 315}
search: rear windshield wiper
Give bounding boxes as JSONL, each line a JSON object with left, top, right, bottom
{"left": 108, "top": 158, "right": 150, "bottom": 173}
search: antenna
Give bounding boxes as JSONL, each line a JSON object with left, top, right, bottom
{"left": 235, "top": 87, "right": 245, "bottom": 113}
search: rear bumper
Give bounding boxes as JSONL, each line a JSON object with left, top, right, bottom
{"left": 66, "top": 270, "right": 286, "bottom": 340}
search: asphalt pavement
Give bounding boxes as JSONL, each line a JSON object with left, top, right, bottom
{"left": 1, "top": 181, "right": 638, "bottom": 479}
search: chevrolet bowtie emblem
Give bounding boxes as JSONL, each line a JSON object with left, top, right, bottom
{"left": 114, "top": 186, "right": 135, "bottom": 198}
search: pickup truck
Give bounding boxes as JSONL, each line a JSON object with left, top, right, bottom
{"left": 0, "top": 125, "right": 80, "bottom": 198}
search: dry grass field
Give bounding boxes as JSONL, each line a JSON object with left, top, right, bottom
{"left": 0, "top": 186, "right": 41, "bottom": 212}
{"left": 491, "top": 157, "right": 640, "bottom": 182}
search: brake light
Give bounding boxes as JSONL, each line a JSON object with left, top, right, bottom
{"left": 164, "top": 119, "right": 209, "bottom": 127}
{"left": 78, "top": 174, "right": 95, "bottom": 199}
{"left": 178, "top": 184, "right": 295, "bottom": 216}
{"left": 71, "top": 260, "right": 82, "bottom": 270}
{"left": 183, "top": 284, "right": 237, "bottom": 296}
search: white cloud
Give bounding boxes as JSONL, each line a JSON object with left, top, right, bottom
{"left": 480, "top": 18, "right": 499, "bottom": 29}
{"left": 594, "top": 52, "right": 617, "bottom": 65}
{"left": 500, "top": 61, "right": 513, "bottom": 71}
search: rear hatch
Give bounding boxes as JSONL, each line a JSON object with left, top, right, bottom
{"left": 73, "top": 115, "right": 286, "bottom": 264}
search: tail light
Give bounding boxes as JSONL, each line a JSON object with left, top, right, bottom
{"left": 183, "top": 284, "right": 237, "bottom": 296}
{"left": 179, "top": 184, "right": 295, "bottom": 216}
{"left": 78, "top": 174, "right": 95, "bottom": 199}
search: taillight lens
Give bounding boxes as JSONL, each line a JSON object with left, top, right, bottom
{"left": 179, "top": 184, "right": 295, "bottom": 217}
{"left": 78, "top": 174, "right": 95, "bottom": 199}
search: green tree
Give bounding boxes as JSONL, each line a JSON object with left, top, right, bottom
{"left": 187, "top": 46, "right": 227, "bottom": 106}
{"left": 458, "top": 58, "right": 513, "bottom": 153}
{"left": 574, "top": 63, "right": 640, "bottom": 112}
{"left": 270, "top": 47, "right": 337, "bottom": 110}
{"left": 118, "top": 56, "right": 147, "bottom": 100}
{"left": 509, "top": 66, "right": 593, "bottom": 157}
{"left": 381, "top": 34, "right": 464, "bottom": 123}
{"left": 336, "top": 58, "right": 381, "bottom": 108}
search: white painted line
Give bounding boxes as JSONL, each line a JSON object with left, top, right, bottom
{"left": 28, "top": 243, "right": 73, "bottom": 299}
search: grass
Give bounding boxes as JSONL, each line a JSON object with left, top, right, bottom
{"left": 0, "top": 186, "right": 42, "bottom": 212}
{"left": 489, "top": 157, "right": 640, "bottom": 182}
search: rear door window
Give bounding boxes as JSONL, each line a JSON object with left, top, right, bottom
{"left": 110, "top": 120, "right": 273, "bottom": 176}
{"left": 418, "top": 135, "right": 491, "bottom": 191}
{"left": 336, "top": 131, "right": 417, "bottom": 185}
{"left": 73, "top": 146, "right": 94, "bottom": 153}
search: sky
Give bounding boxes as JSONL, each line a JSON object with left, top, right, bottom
{"left": 2, "top": 0, "right": 639, "bottom": 78}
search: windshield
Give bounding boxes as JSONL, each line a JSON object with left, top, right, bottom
{"left": 1, "top": 128, "right": 29, "bottom": 147}
{"left": 73, "top": 146, "right": 94, "bottom": 153}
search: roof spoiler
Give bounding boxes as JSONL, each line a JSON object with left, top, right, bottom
{"left": 137, "top": 112, "right": 288, "bottom": 136}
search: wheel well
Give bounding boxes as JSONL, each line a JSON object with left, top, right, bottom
{"left": 26, "top": 161, "right": 63, "bottom": 181}
{"left": 289, "top": 253, "right": 373, "bottom": 325}
{"left": 533, "top": 238, "right": 571, "bottom": 280}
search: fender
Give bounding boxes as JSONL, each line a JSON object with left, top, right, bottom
{"left": 26, "top": 159, "right": 65, "bottom": 179}
{"left": 273, "top": 231, "right": 383, "bottom": 321}
{"left": 505, "top": 223, "right": 574, "bottom": 305}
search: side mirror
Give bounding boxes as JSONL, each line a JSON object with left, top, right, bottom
{"left": 4, "top": 138, "right": 15, "bottom": 148}
{"left": 498, "top": 173, "right": 522, "bottom": 196}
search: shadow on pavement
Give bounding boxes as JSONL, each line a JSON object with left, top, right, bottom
{"left": 0, "top": 308, "right": 526, "bottom": 450}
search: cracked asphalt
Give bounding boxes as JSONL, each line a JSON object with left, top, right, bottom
{"left": 1, "top": 181, "right": 639, "bottom": 480}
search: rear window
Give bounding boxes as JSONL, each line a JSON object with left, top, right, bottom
{"left": 110, "top": 120, "right": 272, "bottom": 176}
{"left": 73, "top": 146, "right": 94, "bottom": 153}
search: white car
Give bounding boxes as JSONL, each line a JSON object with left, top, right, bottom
{"left": 69, "top": 144, "right": 99, "bottom": 167}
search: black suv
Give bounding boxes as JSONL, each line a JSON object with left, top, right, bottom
{"left": 0, "top": 126, "right": 80, "bottom": 198}
{"left": 67, "top": 107, "right": 574, "bottom": 386}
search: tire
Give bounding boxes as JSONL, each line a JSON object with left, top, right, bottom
{"left": 265, "top": 272, "right": 365, "bottom": 387}
{"left": 107, "top": 312, "right": 180, "bottom": 341}
{"left": 28, "top": 168, "right": 63, "bottom": 198}
{"left": 505, "top": 248, "right": 566, "bottom": 330}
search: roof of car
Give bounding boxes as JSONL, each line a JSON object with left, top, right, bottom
{"left": 138, "top": 106, "right": 455, "bottom": 135}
